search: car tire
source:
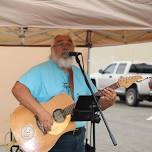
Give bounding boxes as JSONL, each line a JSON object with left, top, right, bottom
{"left": 126, "top": 88, "right": 139, "bottom": 106}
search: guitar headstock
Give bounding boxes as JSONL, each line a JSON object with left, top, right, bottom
{"left": 118, "top": 75, "right": 143, "bottom": 88}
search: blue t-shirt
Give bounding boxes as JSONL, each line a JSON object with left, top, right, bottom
{"left": 19, "top": 59, "right": 97, "bottom": 128}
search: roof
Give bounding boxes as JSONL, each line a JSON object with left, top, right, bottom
{"left": 0, "top": 0, "right": 152, "bottom": 47}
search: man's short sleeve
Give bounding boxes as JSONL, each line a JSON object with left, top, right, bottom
{"left": 18, "top": 67, "right": 42, "bottom": 98}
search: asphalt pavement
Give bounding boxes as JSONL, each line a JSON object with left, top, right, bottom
{"left": 93, "top": 100, "right": 152, "bottom": 152}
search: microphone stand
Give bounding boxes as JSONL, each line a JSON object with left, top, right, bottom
{"left": 74, "top": 54, "right": 117, "bottom": 152}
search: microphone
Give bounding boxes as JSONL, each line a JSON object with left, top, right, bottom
{"left": 63, "top": 51, "right": 82, "bottom": 57}
{"left": 68, "top": 52, "right": 82, "bottom": 56}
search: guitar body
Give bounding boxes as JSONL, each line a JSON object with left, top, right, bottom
{"left": 11, "top": 93, "right": 76, "bottom": 152}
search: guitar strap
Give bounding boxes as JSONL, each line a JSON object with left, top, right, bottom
{"left": 68, "top": 68, "right": 74, "bottom": 99}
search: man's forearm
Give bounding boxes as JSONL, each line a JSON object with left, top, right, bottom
{"left": 12, "top": 82, "right": 45, "bottom": 115}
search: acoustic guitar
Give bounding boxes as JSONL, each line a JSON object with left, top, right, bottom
{"left": 11, "top": 75, "right": 142, "bottom": 152}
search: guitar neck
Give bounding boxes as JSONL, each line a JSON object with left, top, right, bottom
{"left": 106, "top": 82, "right": 120, "bottom": 90}
{"left": 63, "top": 81, "right": 120, "bottom": 116}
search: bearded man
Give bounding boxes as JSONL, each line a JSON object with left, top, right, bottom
{"left": 12, "top": 35, "right": 116, "bottom": 152}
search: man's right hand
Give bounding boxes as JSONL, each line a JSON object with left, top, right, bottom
{"left": 12, "top": 82, "right": 53, "bottom": 134}
{"left": 36, "top": 109, "right": 53, "bottom": 134}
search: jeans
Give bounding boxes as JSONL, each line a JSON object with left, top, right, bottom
{"left": 48, "top": 127, "right": 86, "bottom": 152}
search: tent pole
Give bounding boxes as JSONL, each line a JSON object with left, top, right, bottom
{"left": 86, "top": 30, "right": 92, "bottom": 74}
{"left": 86, "top": 30, "right": 97, "bottom": 151}
{"left": 87, "top": 47, "right": 91, "bottom": 74}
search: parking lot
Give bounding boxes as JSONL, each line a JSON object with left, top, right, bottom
{"left": 95, "top": 100, "right": 152, "bottom": 152}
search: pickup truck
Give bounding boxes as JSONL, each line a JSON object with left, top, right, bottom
{"left": 90, "top": 61, "right": 152, "bottom": 106}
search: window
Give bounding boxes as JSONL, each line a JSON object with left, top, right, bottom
{"left": 116, "top": 64, "right": 127, "bottom": 74}
{"left": 129, "top": 63, "right": 152, "bottom": 73}
{"left": 103, "top": 64, "right": 116, "bottom": 74}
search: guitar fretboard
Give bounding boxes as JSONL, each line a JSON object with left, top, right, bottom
{"left": 108, "top": 82, "right": 120, "bottom": 90}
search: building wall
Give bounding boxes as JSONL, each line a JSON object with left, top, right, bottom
{"left": 0, "top": 47, "right": 50, "bottom": 144}
{"left": 89, "top": 42, "right": 152, "bottom": 73}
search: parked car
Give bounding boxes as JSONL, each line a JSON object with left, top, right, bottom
{"left": 90, "top": 61, "right": 152, "bottom": 106}
{"left": 148, "top": 77, "right": 152, "bottom": 95}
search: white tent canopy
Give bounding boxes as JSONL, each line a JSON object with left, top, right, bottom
{"left": 0, "top": 0, "right": 152, "bottom": 46}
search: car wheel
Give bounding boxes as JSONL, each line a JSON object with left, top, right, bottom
{"left": 126, "top": 88, "right": 139, "bottom": 106}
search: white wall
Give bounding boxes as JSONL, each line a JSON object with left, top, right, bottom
{"left": 0, "top": 47, "right": 50, "bottom": 144}
{"left": 90, "top": 42, "right": 152, "bottom": 73}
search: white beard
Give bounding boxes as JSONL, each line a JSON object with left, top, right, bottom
{"left": 57, "top": 57, "right": 73, "bottom": 68}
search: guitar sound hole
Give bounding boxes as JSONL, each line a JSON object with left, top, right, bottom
{"left": 53, "top": 109, "right": 65, "bottom": 123}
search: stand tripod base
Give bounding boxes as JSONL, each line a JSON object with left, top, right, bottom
{"left": 85, "top": 143, "right": 95, "bottom": 152}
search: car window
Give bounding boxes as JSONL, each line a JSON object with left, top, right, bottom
{"left": 116, "top": 63, "right": 127, "bottom": 74}
{"left": 129, "top": 63, "right": 152, "bottom": 73}
{"left": 103, "top": 64, "right": 116, "bottom": 74}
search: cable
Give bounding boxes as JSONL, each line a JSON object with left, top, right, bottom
{"left": 0, "top": 131, "right": 15, "bottom": 151}
{"left": 0, "top": 130, "right": 23, "bottom": 152}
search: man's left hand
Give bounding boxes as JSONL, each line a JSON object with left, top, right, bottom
{"left": 98, "top": 88, "right": 117, "bottom": 110}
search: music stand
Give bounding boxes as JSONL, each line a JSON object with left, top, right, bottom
{"left": 71, "top": 95, "right": 100, "bottom": 122}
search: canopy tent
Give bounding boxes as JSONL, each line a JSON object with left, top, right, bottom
{"left": 0, "top": 0, "right": 152, "bottom": 47}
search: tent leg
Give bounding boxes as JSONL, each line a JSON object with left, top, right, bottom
{"left": 85, "top": 30, "right": 97, "bottom": 152}
{"left": 86, "top": 30, "right": 92, "bottom": 74}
